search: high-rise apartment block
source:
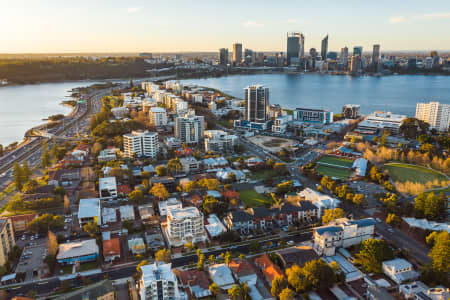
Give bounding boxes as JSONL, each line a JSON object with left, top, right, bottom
{"left": 139, "top": 262, "right": 180, "bottom": 300}
{"left": 233, "top": 43, "right": 242, "bottom": 64}
{"left": 342, "top": 104, "right": 361, "bottom": 119}
{"left": 294, "top": 108, "right": 333, "bottom": 124}
{"left": 0, "top": 219, "right": 15, "bottom": 266}
{"left": 166, "top": 207, "right": 207, "bottom": 247}
{"left": 204, "top": 130, "right": 238, "bottom": 152}
{"left": 416, "top": 101, "right": 450, "bottom": 131}
{"left": 244, "top": 85, "right": 269, "bottom": 123}
{"left": 149, "top": 107, "right": 168, "bottom": 126}
{"left": 219, "top": 48, "right": 229, "bottom": 65}
{"left": 175, "top": 111, "right": 205, "bottom": 144}
{"left": 123, "top": 130, "right": 159, "bottom": 159}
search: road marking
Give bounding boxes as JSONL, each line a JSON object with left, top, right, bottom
{"left": 38, "top": 281, "right": 48, "bottom": 285}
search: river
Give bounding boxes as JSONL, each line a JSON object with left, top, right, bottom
{"left": 0, "top": 81, "right": 98, "bottom": 146}
{"left": 182, "top": 73, "right": 450, "bottom": 116}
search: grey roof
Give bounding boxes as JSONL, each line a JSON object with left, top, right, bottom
{"left": 249, "top": 207, "right": 273, "bottom": 218}
{"left": 54, "top": 280, "right": 114, "bottom": 300}
{"left": 348, "top": 218, "right": 376, "bottom": 227}
{"left": 229, "top": 211, "right": 252, "bottom": 222}
{"left": 315, "top": 226, "right": 343, "bottom": 236}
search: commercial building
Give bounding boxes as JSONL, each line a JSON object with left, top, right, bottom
{"left": 415, "top": 101, "right": 450, "bottom": 131}
{"left": 321, "top": 35, "right": 328, "bottom": 61}
{"left": 313, "top": 218, "right": 376, "bottom": 256}
{"left": 382, "top": 258, "right": 419, "bottom": 284}
{"left": 175, "top": 111, "right": 205, "bottom": 144}
{"left": 244, "top": 85, "right": 269, "bottom": 123}
{"left": 219, "top": 48, "right": 229, "bottom": 66}
{"left": 350, "top": 55, "right": 361, "bottom": 73}
{"left": 272, "top": 115, "right": 292, "bottom": 133}
{"left": 342, "top": 104, "right": 360, "bottom": 119}
{"left": 179, "top": 157, "right": 200, "bottom": 174}
{"left": 372, "top": 44, "right": 380, "bottom": 65}
{"left": 0, "top": 219, "right": 15, "bottom": 266}
{"left": 353, "top": 46, "right": 363, "bottom": 56}
{"left": 99, "top": 177, "right": 118, "bottom": 200}
{"left": 149, "top": 107, "right": 168, "bottom": 127}
{"left": 56, "top": 239, "right": 99, "bottom": 265}
{"left": 287, "top": 32, "right": 301, "bottom": 65}
{"left": 233, "top": 43, "right": 242, "bottom": 64}
{"left": 166, "top": 207, "right": 207, "bottom": 247}
{"left": 204, "top": 130, "right": 238, "bottom": 152}
{"left": 123, "top": 130, "right": 160, "bottom": 159}
{"left": 294, "top": 108, "right": 333, "bottom": 124}
{"left": 139, "top": 262, "right": 180, "bottom": 300}
{"left": 78, "top": 198, "right": 101, "bottom": 226}
{"left": 356, "top": 111, "right": 406, "bottom": 134}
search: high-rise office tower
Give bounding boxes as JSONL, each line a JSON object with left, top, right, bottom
{"left": 233, "top": 43, "right": 243, "bottom": 64}
{"left": 416, "top": 101, "right": 450, "bottom": 131}
{"left": 340, "top": 47, "right": 349, "bottom": 67}
{"left": 350, "top": 55, "right": 361, "bottom": 73}
{"left": 244, "top": 48, "right": 253, "bottom": 64}
{"left": 244, "top": 85, "right": 269, "bottom": 123}
{"left": 372, "top": 44, "right": 380, "bottom": 65}
{"left": 321, "top": 35, "right": 328, "bottom": 61}
{"left": 299, "top": 33, "right": 305, "bottom": 58}
{"left": 219, "top": 48, "right": 229, "bottom": 65}
{"left": 353, "top": 46, "right": 363, "bottom": 57}
{"left": 286, "top": 32, "right": 300, "bottom": 65}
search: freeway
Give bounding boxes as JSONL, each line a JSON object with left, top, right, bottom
{"left": 6, "top": 231, "right": 312, "bottom": 298}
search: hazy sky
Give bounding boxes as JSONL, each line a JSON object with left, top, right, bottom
{"left": 1, "top": 0, "right": 450, "bottom": 53}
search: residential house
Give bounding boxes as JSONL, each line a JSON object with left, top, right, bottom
{"left": 103, "top": 238, "right": 120, "bottom": 262}
{"left": 254, "top": 254, "right": 284, "bottom": 287}
{"left": 382, "top": 258, "right": 419, "bottom": 284}
{"left": 208, "top": 264, "right": 235, "bottom": 290}
{"left": 128, "top": 237, "right": 146, "bottom": 255}
{"left": 175, "top": 269, "right": 212, "bottom": 299}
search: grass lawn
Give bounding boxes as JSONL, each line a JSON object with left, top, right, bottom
{"left": 79, "top": 261, "right": 99, "bottom": 272}
{"left": 250, "top": 169, "right": 279, "bottom": 180}
{"left": 239, "top": 189, "right": 273, "bottom": 207}
{"left": 315, "top": 165, "right": 352, "bottom": 180}
{"left": 316, "top": 155, "right": 353, "bottom": 168}
{"left": 384, "top": 163, "right": 447, "bottom": 184}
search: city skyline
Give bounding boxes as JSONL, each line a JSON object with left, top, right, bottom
{"left": 1, "top": 0, "right": 450, "bottom": 53}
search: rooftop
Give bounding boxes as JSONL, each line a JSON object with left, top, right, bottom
{"left": 78, "top": 198, "right": 101, "bottom": 221}
{"left": 57, "top": 239, "right": 99, "bottom": 260}
{"left": 168, "top": 206, "right": 202, "bottom": 220}
{"left": 141, "top": 262, "right": 176, "bottom": 285}
{"left": 208, "top": 264, "right": 235, "bottom": 288}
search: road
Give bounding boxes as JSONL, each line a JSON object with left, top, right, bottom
{"left": 6, "top": 231, "right": 312, "bottom": 297}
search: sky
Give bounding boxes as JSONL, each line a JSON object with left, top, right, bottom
{"left": 1, "top": 0, "right": 450, "bottom": 53}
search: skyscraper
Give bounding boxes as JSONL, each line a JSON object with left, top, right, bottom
{"left": 321, "top": 35, "right": 328, "bottom": 61}
{"left": 219, "top": 48, "right": 229, "bottom": 65}
{"left": 299, "top": 33, "right": 305, "bottom": 58}
{"left": 353, "top": 46, "right": 363, "bottom": 57}
{"left": 244, "top": 85, "right": 269, "bottom": 123}
{"left": 286, "top": 32, "right": 300, "bottom": 65}
{"left": 372, "top": 44, "right": 380, "bottom": 65}
{"left": 340, "top": 47, "right": 349, "bottom": 68}
{"left": 233, "top": 43, "right": 242, "bottom": 64}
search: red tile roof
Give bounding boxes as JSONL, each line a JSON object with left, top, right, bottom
{"left": 103, "top": 238, "right": 120, "bottom": 257}
{"left": 229, "top": 260, "right": 256, "bottom": 277}
{"left": 255, "top": 254, "right": 284, "bottom": 284}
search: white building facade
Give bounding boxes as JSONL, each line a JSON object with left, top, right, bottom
{"left": 415, "top": 101, "right": 450, "bottom": 132}
{"left": 166, "top": 207, "right": 207, "bottom": 247}
{"left": 149, "top": 107, "right": 168, "bottom": 127}
{"left": 204, "top": 130, "right": 238, "bottom": 152}
{"left": 174, "top": 112, "right": 204, "bottom": 145}
{"left": 123, "top": 130, "right": 159, "bottom": 159}
{"left": 139, "top": 262, "right": 180, "bottom": 300}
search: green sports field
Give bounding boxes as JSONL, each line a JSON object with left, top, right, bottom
{"left": 239, "top": 189, "right": 273, "bottom": 207}
{"left": 384, "top": 163, "right": 447, "bottom": 184}
{"left": 315, "top": 155, "right": 354, "bottom": 168}
{"left": 315, "top": 165, "right": 353, "bottom": 180}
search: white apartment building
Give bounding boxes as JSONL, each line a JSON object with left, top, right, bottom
{"left": 313, "top": 218, "right": 376, "bottom": 256}
{"left": 139, "top": 262, "right": 180, "bottom": 300}
{"left": 382, "top": 258, "right": 419, "bottom": 284}
{"left": 272, "top": 115, "right": 292, "bottom": 133}
{"left": 175, "top": 111, "right": 204, "bottom": 145}
{"left": 416, "top": 101, "right": 450, "bottom": 131}
{"left": 179, "top": 157, "right": 200, "bottom": 173}
{"left": 166, "top": 207, "right": 207, "bottom": 247}
{"left": 204, "top": 130, "right": 238, "bottom": 152}
{"left": 149, "top": 107, "right": 168, "bottom": 127}
{"left": 99, "top": 177, "right": 118, "bottom": 200}
{"left": 123, "top": 130, "right": 159, "bottom": 159}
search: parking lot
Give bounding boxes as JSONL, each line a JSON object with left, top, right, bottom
{"left": 15, "top": 242, "right": 48, "bottom": 282}
{"left": 349, "top": 181, "right": 386, "bottom": 208}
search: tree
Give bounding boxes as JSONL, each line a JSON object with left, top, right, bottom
{"left": 352, "top": 194, "right": 365, "bottom": 206}
{"left": 155, "top": 165, "right": 167, "bottom": 176}
{"left": 155, "top": 248, "right": 171, "bottom": 263}
{"left": 321, "top": 208, "right": 345, "bottom": 224}
{"left": 83, "top": 221, "right": 99, "bottom": 237}
{"left": 63, "top": 195, "right": 70, "bottom": 214}
{"left": 426, "top": 231, "right": 439, "bottom": 247}
{"left": 150, "top": 183, "right": 169, "bottom": 201}
{"left": 47, "top": 231, "right": 59, "bottom": 257}
{"left": 355, "top": 239, "right": 394, "bottom": 273}
{"left": 128, "top": 190, "right": 144, "bottom": 205}
{"left": 13, "top": 162, "right": 24, "bottom": 190}
{"left": 166, "top": 158, "right": 183, "bottom": 175}
{"left": 41, "top": 142, "right": 51, "bottom": 168}
{"left": 276, "top": 180, "right": 294, "bottom": 194}
{"left": 386, "top": 213, "right": 400, "bottom": 226}
{"left": 279, "top": 288, "right": 295, "bottom": 300}
{"left": 429, "top": 231, "right": 449, "bottom": 274}
{"left": 208, "top": 254, "right": 216, "bottom": 265}
{"left": 203, "top": 195, "right": 219, "bottom": 214}
{"left": 286, "top": 259, "right": 339, "bottom": 292}
{"left": 240, "top": 282, "right": 251, "bottom": 300}
{"left": 271, "top": 275, "right": 288, "bottom": 297}
{"left": 22, "top": 161, "right": 31, "bottom": 182}
{"left": 224, "top": 251, "right": 232, "bottom": 265}
{"left": 22, "top": 179, "right": 39, "bottom": 194}
{"left": 197, "top": 253, "right": 205, "bottom": 270}
{"left": 209, "top": 283, "right": 219, "bottom": 296}
{"left": 27, "top": 214, "right": 64, "bottom": 233}
{"left": 0, "top": 144, "right": 3, "bottom": 157}
{"left": 137, "top": 260, "right": 149, "bottom": 273}
{"left": 228, "top": 285, "right": 241, "bottom": 300}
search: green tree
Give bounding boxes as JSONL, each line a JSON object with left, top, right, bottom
{"left": 228, "top": 284, "right": 241, "bottom": 300}
{"left": 128, "top": 190, "right": 144, "bottom": 205}
{"left": 83, "top": 221, "right": 99, "bottom": 237}
{"left": 41, "top": 142, "right": 51, "bottom": 168}
{"left": 355, "top": 238, "right": 394, "bottom": 273}
{"left": 137, "top": 260, "right": 149, "bottom": 273}
{"left": 208, "top": 254, "right": 216, "bottom": 265}
{"left": 197, "top": 253, "right": 205, "bottom": 270}
{"left": 209, "top": 283, "right": 219, "bottom": 296}
{"left": 224, "top": 251, "right": 232, "bottom": 265}
{"left": 0, "top": 144, "right": 3, "bottom": 156}
{"left": 321, "top": 208, "right": 345, "bottom": 224}
{"left": 386, "top": 213, "right": 400, "bottom": 226}
{"left": 166, "top": 158, "right": 183, "bottom": 175}
{"left": 22, "top": 161, "right": 31, "bottom": 182}
{"left": 27, "top": 214, "right": 64, "bottom": 233}
{"left": 429, "top": 231, "right": 450, "bottom": 274}
{"left": 155, "top": 248, "right": 171, "bottom": 263}
{"left": 271, "top": 275, "right": 288, "bottom": 297}
{"left": 155, "top": 165, "right": 167, "bottom": 176}
{"left": 279, "top": 288, "right": 295, "bottom": 300}
{"left": 22, "top": 179, "right": 39, "bottom": 194}
{"left": 203, "top": 195, "right": 219, "bottom": 214}
{"left": 286, "top": 259, "right": 338, "bottom": 292}
{"left": 13, "top": 162, "right": 24, "bottom": 190}
{"left": 276, "top": 180, "right": 294, "bottom": 194}
{"left": 150, "top": 183, "right": 169, "bottom": 201}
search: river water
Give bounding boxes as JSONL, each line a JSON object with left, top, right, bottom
{"left": 182, "top": 73, "right": 450, "bottom": 116}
